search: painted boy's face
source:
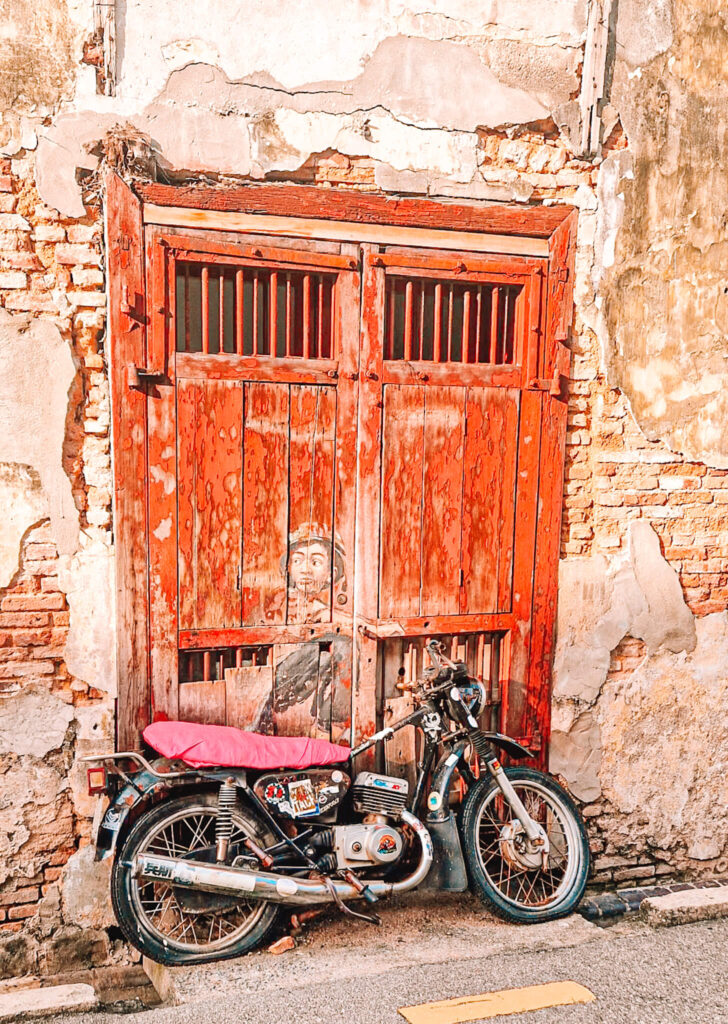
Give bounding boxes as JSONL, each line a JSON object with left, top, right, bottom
{"left": 288, "top": 541, "right": 330, "bottom": 596}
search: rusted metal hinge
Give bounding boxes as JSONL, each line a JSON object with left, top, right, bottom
{"left": 121, "top": 285, "right": 148, "bottom": 325}
{"left": 127, "top": 365, "right": 165, "bottom": 389}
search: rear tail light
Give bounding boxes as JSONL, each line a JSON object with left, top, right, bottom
{"left": 87, "top": 766, "right": 108, "bottom": 795}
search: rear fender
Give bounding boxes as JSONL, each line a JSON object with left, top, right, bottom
{"left": 94, "top": 766, "right": 248, "bottom": 861}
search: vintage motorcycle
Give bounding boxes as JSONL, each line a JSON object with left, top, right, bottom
{"left": 84, "top": 640, "right": 589, "bottom": 965}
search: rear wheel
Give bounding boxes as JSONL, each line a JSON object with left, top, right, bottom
{"left": 461, "top": 768, "right": 589, "bottom": 923}
{"left": 112, "top": 792, "right": 282, "bottom": 965}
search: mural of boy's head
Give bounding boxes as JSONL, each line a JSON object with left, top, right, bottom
{"left": 281, "top": 523, "right": 346, "bottom": 600}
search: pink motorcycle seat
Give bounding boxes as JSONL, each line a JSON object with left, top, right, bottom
{"left": 143, "top": 720, "right": 351, "bottom": 770}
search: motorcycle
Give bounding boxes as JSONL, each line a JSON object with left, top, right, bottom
{"left": 84, "top": 640, "right": 589, "bottom": 966}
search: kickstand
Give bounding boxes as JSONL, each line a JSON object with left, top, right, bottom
{"left": 322, "top": 875, "right": 381, "bottom": 926}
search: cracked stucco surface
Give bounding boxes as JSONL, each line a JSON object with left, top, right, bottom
{"left": 0, "top": 310, "right": 77, "bottom": 556}
{"left": 551, "top": 521, "right": 698, "bottom": 804}
{"left": 597, "top": 0, "right": 728, "bottom": 465}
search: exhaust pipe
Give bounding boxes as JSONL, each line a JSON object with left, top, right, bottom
{"left": 134, "top": 810, "right": 433, "bottom": 907}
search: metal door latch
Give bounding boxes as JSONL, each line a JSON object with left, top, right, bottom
{"left": 128, "top": 365, "right": 165, "bottom": 389}
{"left": 528, "top": 369, "right": 567, "bottom": 398}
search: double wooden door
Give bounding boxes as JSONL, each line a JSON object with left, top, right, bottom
{"left": 138, "top": 227, "right": 568, "bottom": 762}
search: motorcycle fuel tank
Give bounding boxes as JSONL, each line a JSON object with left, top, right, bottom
{"left": 253, "top": 768, "right": 350, "bottom": 821}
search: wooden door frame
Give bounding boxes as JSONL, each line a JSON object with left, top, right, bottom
{"left": 106, "top": 171, "right": 576, "bottom": 754}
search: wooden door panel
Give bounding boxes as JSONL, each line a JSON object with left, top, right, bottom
{"left": 177, "top": 379, "right": 243, "bottom": 630}
{"left": 241, "top": 382, "right": 290, "bottom": 625}
{"left": 178, "top": 679, "right": 226, "bottom": 725}
{"left": 460, "top": 388, "right": 520, "bottom": 614}
{"left": 225, "top": 665, "right": 275, "bottom": 733}
{"left": 421, "top": 386, "right": 465, "bottom": 616}
{"left": 379, "top": 384, "right": 425, "bottom": 618}
{"left": 288, "top": 386, "right": 338, "bottom": 623}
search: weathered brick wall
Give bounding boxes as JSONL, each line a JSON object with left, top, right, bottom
{"left": 0, "top": 151, "right": 114, "bottom": 961}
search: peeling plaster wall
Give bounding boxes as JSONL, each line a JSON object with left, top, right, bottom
{"left": 600, "top": 0, "right": 728, "bottom": 466}
{"left": 1, "top": 0, "right": 728, "bottom": 972}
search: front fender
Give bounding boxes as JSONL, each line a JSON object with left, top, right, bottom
{"left": 482, "top": 732, "right": 535, "bottom": 761}
{"left": 94, "top": 765, "right": 247, "bottom": 861}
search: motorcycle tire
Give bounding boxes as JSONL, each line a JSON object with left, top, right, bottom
{"left": 461, "top": 767, "right": 590, "bottom": 924}
{"left": 112, "top": 792, "right": 282, "bottom": 965}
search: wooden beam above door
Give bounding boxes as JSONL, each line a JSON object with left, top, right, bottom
{"left": 143, "top": 204, "right": 551, "bottom": 258}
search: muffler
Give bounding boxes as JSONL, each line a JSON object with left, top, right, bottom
{"left": 134, "top": 810, "right": 433, "bottom": 907}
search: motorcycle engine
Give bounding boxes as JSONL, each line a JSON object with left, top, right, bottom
{"left": 333, "top": 822, "right": 404, "bottom": 868}
{"left": 329, "top": 771, "right": 408, "bottom": 869}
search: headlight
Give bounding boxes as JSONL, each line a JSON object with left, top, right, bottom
{"left": 458, "top": 679, "right": 487, "bottom": 720}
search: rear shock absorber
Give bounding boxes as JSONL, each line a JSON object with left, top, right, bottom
{"left": 215, "top": 778, "right": 237, "bottom": 863}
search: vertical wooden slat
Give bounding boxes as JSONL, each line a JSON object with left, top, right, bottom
{"left": 504, "top": 390, "right": 542, "bottom": 745}
{"left": 446, "top": 284, "right": 454, "bottom": 361}
{"left": 176, "top": 380, "right": 196, "bottom": 631}
{"left": 302, "top": 273, "right": 311, "bottom": 358}
{"left": 177, "top": 379, "right": 243, "bottom": 630}
{"left": 201, "top": 266, "right": 209, "bottom": 354}
{"left": 329, "top": 250, "right": 360, "bottom": 748}
{"left": 272, "top": 642, "right": 320, "bottom": 738}
{"left": 242, "top": 382, "right": 290, "bottom": 625}
{"left": 329, "top": 634, "right": 353, "bottom": 743}
{"left": 502, "top": 286, "right": 512, "bottom": 364}
{"left": 354, "top": 247, "right": 385, "bottom": 766}
{"left": 225, "top": 665, "right": 274, "bottom": 732}
{"left": 269, "top": 270, "right": 278, "bottom": 357}
{"left": 252, "top": 271, "right": 259, "bottom": 355}
{"left": 421, "top": 386, "right": 464, "bottom": 616}
{"left": 285, "top": 274, "right": 292, "bottom": 357}
{"left": 382, "top": 639, "right": 417, "bottom": 789}
{"left": 496, "top": 391, "right": 521, "bottom": 611}
{"left": 489, "top": 286, "right": 499, "bottom": 362}
{"left": 475, "top": 286, "right": 483, "bottom": 362}
{"left": 184, "top": 263, "right": 191, "bottom": 353}
{"left": 434, "top": 282, "right": 442, "bottom": 362}
{"left": 523, "top": 383, "right": 567, "bottom": 760}
{"left": 316, "top": 276, "right": 324, "bottom": 359}
{"left": 379, "top": 384, "right": 425, "bottom": 618}
{"left": 462, "top": 289, "right": 471, "bottom": 363}
{"left": 386, "top": 278, "right": 395, "bottom": 360}
{"left": 460, "top": 388, "right": 519, "bottom": 615}
{"left": 146, "top": 236, "right": 179, "bottom": 723}
{"left": 218, "top": 268, "right": 225, "bottom": 353}
{"left": 403, "top": 280, "right": 413, "bottom": 361}
{"left": 418, "top": 283, "right": 426, "bottom": 361}
{"left": 288, "top": 386, "right": 336, "bottom": 624}
{"left": 105, "top": 171, "right": 149, "bottom": 747}
{"left": 235, "top": 268, "right": 244, "bottom": 355}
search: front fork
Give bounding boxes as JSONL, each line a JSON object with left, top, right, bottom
{"left": 483, "top": 752, "right": 550, "bottom": 856}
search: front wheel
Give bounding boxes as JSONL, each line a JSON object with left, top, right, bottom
{"left": 461, "top": 767, "right": 589, "bottom": 923}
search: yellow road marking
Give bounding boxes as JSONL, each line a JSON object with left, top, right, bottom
{"left": 398, "top": 981, "right": 595, "bottom": 1024}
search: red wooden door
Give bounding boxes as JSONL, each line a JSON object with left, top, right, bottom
{"left": 354, "top": 250, "right": 560, "bottom": 763}
{"left": 144, "top": 230, "right": 360, "bottom": 744}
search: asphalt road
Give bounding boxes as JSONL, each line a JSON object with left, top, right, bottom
{"left": 47, "top": 916, "right": 728, "bottom": 1024}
